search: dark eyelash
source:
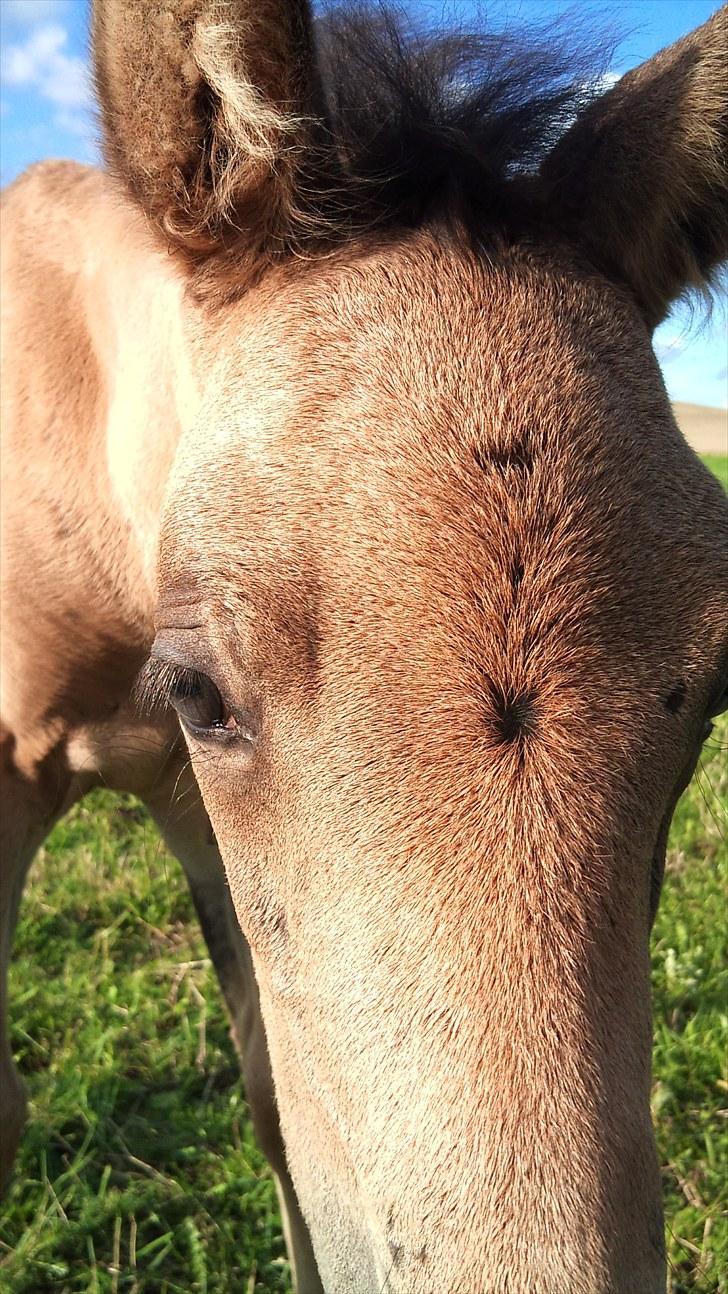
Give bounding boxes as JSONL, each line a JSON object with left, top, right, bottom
{"left": 132, "top": 656, "right": 200, "bottom": 716}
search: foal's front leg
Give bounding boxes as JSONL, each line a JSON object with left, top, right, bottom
{"left": 144, "top": 766, "right": 323, "bottom": 1294}
{"left": 0, "top": 728, "right": 73, "bottom": 1193}
{"left": 0, "top": 816, "right": 34, "bottom": 1194}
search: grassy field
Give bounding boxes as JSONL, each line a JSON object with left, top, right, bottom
{"left": 700, "top": 455, "right": 728, "bottom": 494}
{"left": 672, "top": 405, "right": 727, "bottom": 463}
{"left": 2, "top": 466, "right": 726, "bottom": 1294}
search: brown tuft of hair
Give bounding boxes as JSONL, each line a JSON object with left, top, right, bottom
{"left": 93, "top": 1, "right": 728, "bottom": 318}
{"left": 541, "top": 4, "right": 728, "bottom": 324}
{"left": 93, "top": 0, "right": 326, "bottom": 263}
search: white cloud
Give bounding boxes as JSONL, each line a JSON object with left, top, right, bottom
{"left": 54, "top": 106, "right": 91, "bottom": 136}
{"left": 1, "top": 21, "right": 91, "bottom": 111}
{"left": 2, "top": 1, "right": 72, "bottom": 26}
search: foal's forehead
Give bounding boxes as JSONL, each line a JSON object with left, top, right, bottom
{"left": 199, "top": 239, "right": 640, "bottom": 426}
{"left": 172, "top": 234, "right": 727, "bottom": 610}
{"left": 190, "top": 236, "right": 669, "bottom": 481}
{"left": 160, "top": 235, "right": 728, "bottom": 740}
{"left": 273, "top": 235, "right": 645, "bottom": 378}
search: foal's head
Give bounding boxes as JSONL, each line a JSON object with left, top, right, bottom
{"left": 104, "top": 3, "right": 728, "bottom": 1290}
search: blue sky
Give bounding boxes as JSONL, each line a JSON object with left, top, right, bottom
{"left": 1, "top": 0, "right": 726, "bottom": 409}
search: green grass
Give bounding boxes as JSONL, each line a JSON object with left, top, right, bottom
{"left": 2, "top": 460, "right": 727, "bottom": 1294}
{"left": 653, "top": 713, "right": 728, "bottom": 1293}
{"left": 700, "top": 455, "right": 728, "bottom": 493}
{"left": 1, "top": 802, "right": 289, "bottom": 1294}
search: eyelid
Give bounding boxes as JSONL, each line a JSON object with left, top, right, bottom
{"left": 133, "top": 655, "right": 200, "bottom": 715}
{"left": 134, "top": 651, "right": 261, "bottom": 751}
{"left": 135, "top": 657, "right": 238, "bottom": 743}
{"left": 135, "top": 626, "right": 221, "bottom": 702}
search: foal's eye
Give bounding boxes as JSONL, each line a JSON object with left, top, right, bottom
{"left": 170, "top": 669, "right": 237, "bottom": 737}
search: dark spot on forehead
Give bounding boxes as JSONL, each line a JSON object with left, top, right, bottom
{"left": 472, "top": 434, "right": 534, "bottom": 476}
{"left": 664, "top": 680, "right": 686, "bottom": 714}
{"left": 490, "top": 685, "right": 537, "bottom": 744}
{"left": 510, "top": 554, "right": 525, "bottom": 597}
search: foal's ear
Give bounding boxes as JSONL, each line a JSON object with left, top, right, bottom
{"left": 93, "top": 0, "right": 323, "bottom": 259}
{"left": 542, "top": 6, "right": 727, "bottom": 327}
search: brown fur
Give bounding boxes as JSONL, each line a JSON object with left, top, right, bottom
{"left": 542, "top": 5, "right": 728, "bottom": 323}
{"left": 93, "top": 0, "right": 324, "bottom": 262}
{"left": 93, "top": 1, "right": 728, "bottom": 320}
{"left": 2, "top": 4, "right": 728, "bottom": 1292}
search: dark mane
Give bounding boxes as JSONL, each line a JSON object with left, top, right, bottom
{"left": 185, "top": 3, "right": 617, "bottom": 300}
{"left": 310, "top": 4, "right": 614, "bottom": 241}
{"left": 96, "top": 0, "right": 725, "bottom": 320}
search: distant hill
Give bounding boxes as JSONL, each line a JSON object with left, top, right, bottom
{"left": 672, "top": 403, "right": 727, "bottom": 456}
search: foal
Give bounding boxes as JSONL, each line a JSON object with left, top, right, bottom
{"left": 2, "top": 3, "right": 727, "bottom": 1291}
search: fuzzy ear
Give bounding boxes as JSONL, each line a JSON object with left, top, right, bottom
{"left": 93, "top": 0, "right": 324, "bottom": 258}
{"left": 541, "top": 6, "right": 727, "bottom": 326}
